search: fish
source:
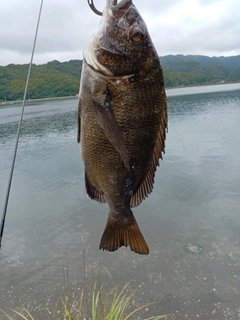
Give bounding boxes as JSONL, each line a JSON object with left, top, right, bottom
{"left": 77, "top": 0, "right": 167, "bottom": 254}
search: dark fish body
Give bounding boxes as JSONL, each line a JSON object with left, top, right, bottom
{"left": 78, "top": 0, "right": 167, "bottom": 254}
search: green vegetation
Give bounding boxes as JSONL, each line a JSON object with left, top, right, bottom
{"left": 0, "top": 284, "right": 170, "bottom": 320}
{"left": 1, "top": 55, "right": 240, "bottom": 102}
{"left": 0, "top": 247, "right": 171, "bottom": 320}
{"left": 161, "top": 55, "right": 240, "bottom": 86}
{"left": 0, "top": 60, "right": 82, "bottom": 102}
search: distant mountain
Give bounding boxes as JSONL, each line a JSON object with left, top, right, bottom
{"left": 44, "top": 59, "right": 82, "bottom": 79}
{"left": 0, "top": 60, "right": 82, "bottom": 101}
{"left": 0, "top": 55, "right": 240, "bottom": 102}
{"left": 160, "top": 55, "right": 240, "bottom": 87}
{"left": 161, "top": 54, "right": 240, "bottom": 71}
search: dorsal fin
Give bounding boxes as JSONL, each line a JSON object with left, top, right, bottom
{"left": 130, "top": 93, "right": 168, "bottom": 207}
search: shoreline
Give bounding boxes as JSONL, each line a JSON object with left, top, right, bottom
{"left": 1, "top": 81, "right": 240, "bottom": 106}
{"left": 166, "top": 80, "right": 240, "bottom": 90}
{"left": 0, "top": 95, "right": 78, "bottom": 106}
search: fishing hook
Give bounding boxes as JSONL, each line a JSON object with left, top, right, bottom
{"left": 87, "top": 0, "right": 103, "bottom": 16}
{"left": 87, "top": 0, "right": 118, "bottom": 16}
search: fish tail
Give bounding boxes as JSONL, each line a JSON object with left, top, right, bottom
{"left": 99, "top": 214, "right": 149, "bottom": 255}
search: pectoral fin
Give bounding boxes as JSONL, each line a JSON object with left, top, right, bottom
{"left": 92, "top": 81, "right": 129, "bottom": 170}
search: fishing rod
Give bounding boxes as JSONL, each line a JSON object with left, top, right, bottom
{"left": 0, "top": 0, "right": 44, "bottom": 249}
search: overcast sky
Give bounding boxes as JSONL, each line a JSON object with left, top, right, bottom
{"left": 0, "top": 0, "right": 239, "bottom": 66}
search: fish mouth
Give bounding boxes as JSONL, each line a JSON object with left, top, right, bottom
{"left": 106, "top": 0, "right": 132, "bottom": 19}
{"left": 88, "top": 0, "right": 132, "bottom": 17}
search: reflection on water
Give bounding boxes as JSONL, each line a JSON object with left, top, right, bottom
{"left": 0, "top": 85, "right": 240, "bottom": 319}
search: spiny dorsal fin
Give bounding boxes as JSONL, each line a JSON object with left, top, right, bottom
{"left": 130, "top": 93, "right": 168, "bottom": 207}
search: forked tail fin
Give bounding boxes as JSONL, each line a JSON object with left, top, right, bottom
{"left": 99, "top": 214, "right": 149, "bottom": 254}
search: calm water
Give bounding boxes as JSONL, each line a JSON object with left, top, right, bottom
{"left": 0, "top": 84, "right": 240, "bottom": 319}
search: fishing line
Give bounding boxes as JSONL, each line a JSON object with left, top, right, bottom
{"left": 0, "top": 0, "right": 44, "bottom": 249}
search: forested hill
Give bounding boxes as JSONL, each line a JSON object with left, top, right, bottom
{"left": 0, "top": 60, "right": 82, "bottom": 102}
{"left": 161, "top": 54, "right": 240, "bottom": 71}
{"left": 161, "top": 54, "right": 240, "bottom": 87}
{"left": 1, "top": 55, "right": 240, "bottom": 102}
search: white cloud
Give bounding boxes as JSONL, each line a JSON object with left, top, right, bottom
{"left": 0, "top": 0, "right": 239, "bottom": 66}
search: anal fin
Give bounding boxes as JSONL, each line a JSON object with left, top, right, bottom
{"left": 85, "top": 171, "right": 106, "bottom": 203}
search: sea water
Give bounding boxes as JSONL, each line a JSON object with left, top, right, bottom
{"left": 0, "top": 84, "right": 240, "bottom": 319}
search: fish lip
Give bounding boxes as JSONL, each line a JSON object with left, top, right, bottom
{"left": 107, "top": 0, "right": 132, "bottom": 9}
{"left": 104, "top": 0, "right": 133, "bottom": 19}
{"left": 112, "top": 0, "right": 132, "bottom": 17}
{"left": 102, "top": 0, "right": 133, "bottom": 20}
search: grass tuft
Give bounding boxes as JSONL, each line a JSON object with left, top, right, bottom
{"left": 1, "top": 246, "right": 173, "bottom": 319}
{"left": 0, "top": 283, "right": 172, "bottom": 320}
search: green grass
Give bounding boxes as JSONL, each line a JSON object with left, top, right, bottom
{"left": 1, "top": 248, "right": 173, "bottom": 320}
{"left": 0, "top": 283, "right": 171, "bottom": 320}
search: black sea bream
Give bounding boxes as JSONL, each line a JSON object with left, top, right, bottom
{"left": 78, "top": 0, "right": 167, "bottom": 254}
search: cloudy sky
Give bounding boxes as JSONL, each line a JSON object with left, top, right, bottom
{"left": 0, "top": 0, "right": 239, "bottom": 66}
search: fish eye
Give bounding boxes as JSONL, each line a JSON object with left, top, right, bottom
{"left": 129, "top": 26, "right": 144, "bottom": 43}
